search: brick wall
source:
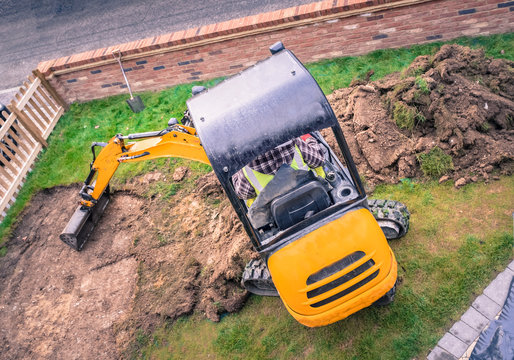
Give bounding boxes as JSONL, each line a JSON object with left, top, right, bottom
{"left": 38, "top": 0, "right": 514, "bottom": 103}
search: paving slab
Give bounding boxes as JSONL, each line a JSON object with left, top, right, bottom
{"left": 427, "top": 345, "right": 458, "bottom": 360}
{"left": 449, "top": 320, "right": 480, "bottom": 345}
{"left": 504, "top": 267, "right": 514, "bottom": 276}
{"left": 430, "top": 259, "right": 514, "bottom": 360}
{"left": 460, "top": 307, "right": 489, "bottom": 333}
{"left": 438, "top": 332, "right": 469, "bottom": 358}
{"left": 483, "top": 269, "right": 514, "bottom": 306}
{"left": 472, "top": 294, "right": 502, "bottom": 320}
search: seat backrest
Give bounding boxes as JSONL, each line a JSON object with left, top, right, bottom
{"left": 270, "top": 180, "right": 331, "bottom": 230}
{"left": 247, "top": 165, "right": 316, "bottom": 229}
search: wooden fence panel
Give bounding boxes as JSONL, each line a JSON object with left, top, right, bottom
{"left": 8, "top": 116, "right": 37, "bottom": 155}
{"left": 0, "top": 72, "right": 66, "bottom": 220}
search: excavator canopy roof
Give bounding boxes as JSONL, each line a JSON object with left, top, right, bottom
{"left": 187, "top": 48, "right": 338, "bottom": 183}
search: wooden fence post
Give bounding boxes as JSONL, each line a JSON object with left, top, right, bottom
{"left": 8, "top": 102, "right": 48, "bottom": 147}
{"left": 32, "top": 69, "right": 69, "bottom": 111}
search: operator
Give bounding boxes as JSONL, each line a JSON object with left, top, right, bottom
{"left": 232, "top": 134, "right": 326, "bottom": 207}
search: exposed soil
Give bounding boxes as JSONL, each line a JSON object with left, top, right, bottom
{"left": 0, "top": 44, "right": 512, "bottom": 359}
{"left": 325, "top": 44, "right": 514, "bottom": 188}
{"left": 0, "top": 174, "right": 254, "bottom": 359}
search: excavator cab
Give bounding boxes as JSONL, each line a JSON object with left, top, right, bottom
{"left": 186, "top": 43, "right": 406, "bottom": 327}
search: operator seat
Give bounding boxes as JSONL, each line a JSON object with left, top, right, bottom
{"left": 247, "top": 165, "right": 331, "bottom": 231}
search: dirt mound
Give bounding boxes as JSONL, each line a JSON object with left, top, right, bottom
{"left": 326, "top": 44, "right": 514, "bottom": 188}
{"left": 0, "top": 174, "right": 254, "bottom": 359}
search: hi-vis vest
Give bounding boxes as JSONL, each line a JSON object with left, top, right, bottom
{"left": 242, "top": 144, "right": 325, "bottom": 207}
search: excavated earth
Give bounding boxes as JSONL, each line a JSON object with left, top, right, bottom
{"left": 0, "top": 174, "right": 255, "bottom": 359}
{"left": 0, "top": 45, "right": 512, "bottom": 359}
{"left": 325, "top": 44, "right": 514, "bottom": 188}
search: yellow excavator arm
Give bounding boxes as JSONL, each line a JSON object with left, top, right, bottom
{"left": 81, "top": 124, "right": 209, "bottom": 207}
{"left": 61, "top": 122, "right": 210, "bottom": 250}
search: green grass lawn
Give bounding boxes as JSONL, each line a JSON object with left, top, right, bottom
{"left": 137, "top": 177, "right": 514, "bottom": 360}
{"left": 0, "top": 32, "right": 512, "bottom": 358}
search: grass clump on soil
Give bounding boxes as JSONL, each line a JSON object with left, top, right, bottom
{"left": 393, "top": 102, "right": 416, "bottom": 130}
{"left": 417, "top": 146, "right": 454, "bottom": 178}
{"left": 137, "top": 177, "right": 514, "bottom": 360}
{"left": 415, "top": 76, "right": 430, "bottom": 95}
{"left": 393, "top": 101, "right": 425, "bottom": 130}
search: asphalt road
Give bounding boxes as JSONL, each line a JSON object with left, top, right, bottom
{"left": 0, "top": 0, "right": 314, "bottom": 99}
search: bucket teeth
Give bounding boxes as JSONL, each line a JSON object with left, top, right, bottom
{"left": 60, "top": 187, "right": 110, "bottom": 251}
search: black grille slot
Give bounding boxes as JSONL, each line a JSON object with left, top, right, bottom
{"left": 307, "top": 259, "right": 375, "bottom": 298}
{"left": 306, "top": 251, "right": 365, "bottom": 285}
{"left": 310, "top": 270, "right": 379, "bottom": 308}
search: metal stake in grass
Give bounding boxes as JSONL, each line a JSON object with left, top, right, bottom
{"left": 112, "top": 49, "right": 145, "bottom": 113}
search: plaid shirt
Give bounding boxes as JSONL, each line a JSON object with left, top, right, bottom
{"left": 232, "top": 137, "right": 324, "bottom": 199}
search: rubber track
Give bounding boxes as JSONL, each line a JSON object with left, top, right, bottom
{"left": 241, "top": 259, "right": 279, "bottom": 297}
{"left": 368, "top": 199, "right": 410, "bottom": 239}
{"left": 373, "top": 282, "right": 397, "bottom": 306}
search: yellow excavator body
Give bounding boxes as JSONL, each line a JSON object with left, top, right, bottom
{"left": 61, "top": 42, "right": 408, "bottom": 328}
{"left": 267, "top": 208, "right": 397, "bottom": 327}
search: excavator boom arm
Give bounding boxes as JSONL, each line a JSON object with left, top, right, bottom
{"left": 85, "top": 125, "right": 209, "bottom": 205}
{"left": 61, "top": 124, "right": 210, "bottom": 250}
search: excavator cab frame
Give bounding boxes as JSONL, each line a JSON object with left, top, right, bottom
{"left": 187, "top": 45, "right": 368, "bottom": 253}
{"left": 185, "top": 44, "right": 400, "bottom": 326}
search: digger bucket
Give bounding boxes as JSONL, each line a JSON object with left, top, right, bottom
{"left": 60, "top": 186, "right": 110, "bottom": 251}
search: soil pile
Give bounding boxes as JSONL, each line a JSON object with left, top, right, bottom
{"left": 326, "top": 44, "right": 514, "bottom": 188}
{"left": 0, "top": 174, "right": 254, "bottom": 359}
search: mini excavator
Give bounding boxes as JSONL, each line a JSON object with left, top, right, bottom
{"left": 61, "top": 42, "right": 410, "bottom": 327}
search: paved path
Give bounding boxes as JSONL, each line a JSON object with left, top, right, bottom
{"left": 0, "top": 0, "right": 313, "bottom": 94}
{"left": 428, "top": 259, "right": 514, "bottom": 360}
